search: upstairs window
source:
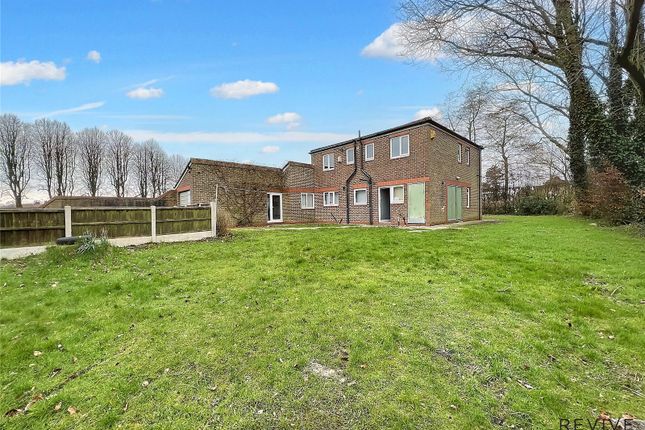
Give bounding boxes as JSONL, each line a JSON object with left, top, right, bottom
{"left": 457, "top": 144, "right": 463, "bottom": 163}
{"left": 364, "top": 143, "right": 374, "bottom": 161}
{"left": 323, "top": 191, "right": 339, "bottom": 206}
{"left": 465, "top": 147, "right": 471, "bottom": 166}
{"left": 390, "top": 135, "right": 410, "bottom": 159}
{"left": 354, "top": 188, "right": 367, "bottom": 205}
{"left": 323, "top": 153, "right": 334, "bottom": 171}
{"left": 346, "top": 147, "right": 355, "bottom": 164}
{"left": 301, "top": 193, "right": 314, "bottom": 209}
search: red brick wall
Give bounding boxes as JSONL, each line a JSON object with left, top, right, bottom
{"left": 283, "top": 162, "right": 315, "bottom": 223}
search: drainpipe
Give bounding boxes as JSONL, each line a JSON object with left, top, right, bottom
{"left": 357, "top": 133, "right": 373, "bottom": 225}
{"left": 345, "top": 139, "right": 359, "bottom": 224}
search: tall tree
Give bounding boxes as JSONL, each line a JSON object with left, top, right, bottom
{"left": 147, "top": 140, "right": 168, "bottom": 197}
{"left": 0, "top": 114, "right": 31, "bottom": 207}
{"left": 33, "top": 118, "right": 75, "bottom": 198}
{"left": 77, "top": 127, "right": 106, "bottom": 197}
{"left": 132, "top": 141, "right": 151, "bottom": 197}
{"left": 105, "top": 130, "right": 133, "bottom": 197}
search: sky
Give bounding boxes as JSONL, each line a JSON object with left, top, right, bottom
{"left": 1, "top": 0, "right": 459, "bottom": 171}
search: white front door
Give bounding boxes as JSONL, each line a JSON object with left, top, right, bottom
{"left": 267, "top": 193, "right": 283, "bottom": 223}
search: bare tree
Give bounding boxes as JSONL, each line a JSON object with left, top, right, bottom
{"left": 105, "top": 130, "right": 133, "bottom": 197}
{"left": 0, "top": 114, "right": 31, "bottom": 207}
{"left": 32, "top": 118, "right": 75, "bottom": 198}
{"left": 146, "top": 140, "right": 170, "bottom": 197}
{"left": 132, "top": 141, "right": 151, "bottom": 197}
{"left": 77, "top": 128, "right": 106, "bottom": 197}
{"left": 167, "top": 153, "right": 187, "bottom": 188}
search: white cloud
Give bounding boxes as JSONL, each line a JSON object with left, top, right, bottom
{"left": 40, "top": 101, "right": 105, "bottom": 118}
{"left": 261, "top": 145, "right": 280, "bottom": 153}
{"left": 126, "top": 87, "right": 164, "bottom": 99}
{"left": 124, "top": 129, "right": 354, "bottom": 145}
{"left": 86, "top": 50, "right": 101, "bottom": 63}
{"left": 414, "top": 107, "right": 442, "bottom": 120}
{"left": 0, "top": 60, "right": 66, "bottom": 86}
{"left": 267, "top": 112, "right": 301, "bottom": 129}
{"left": 210, "top": 79, "right": 279, "bottom": 99}
{"left": 361, "top": 23, "right": 441, "bottom": 62}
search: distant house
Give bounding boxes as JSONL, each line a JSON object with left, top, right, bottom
{"left": 171, "top": 117, "right": 482, "bottom": 226}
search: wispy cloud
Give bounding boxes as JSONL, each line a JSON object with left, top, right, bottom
{"left": 124, "top": 129, "right": 353, "bottom": 145}
{"left": 126, "top": 87, "right": 164, "bottom": 99}
{"left": 0, "top": 60, "right": 66, "bottom": 86}
{"left": 261, "top": 145, "right": 280, "bottom": 153}
{"left": 413, "top": 107, "right": 442, "bottom": 120}
{"left": 38, "top": 101, "right": 105, "bottom": 118}
{"left": 86, "top": 50, "right": 101, "bottom": 63}
{"left": 210, "top": 79, "right": 279, "bottom": 99}
{"left": 100, "top": 114, "right": 190, "bottom": 121}
{"left": 121, "top": 76, "right": 174, "bottom": 91}
{"left": 267, "top": 112, "right": 301, "bottom": 130}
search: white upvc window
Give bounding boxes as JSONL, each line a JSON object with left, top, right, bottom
{"left": 465, "top": 147, "right": 470, "bottom": 166}
{"left": 391, "top": 185, "right": 404, "bottom": 204}
{"left": 457, "top": 144, "right": 463, "bottom": 163}
{"left": 346, "top": 147, "right": 355, "bottom": 164}
{"left": 178, "top": 190, "right": 191, "bottom": 206}
{"left": 364, "top": 143, "right": 374, "bottom": 161}
{"left": 323, "top": 191, "right": 339, "bottom": 206}
{"left": 354, "top": 188, "right": 368, "bottom": 205}
{"left": 300, "top": 193, "right": 314, "bottom": 209}
{"left": 466, "top": 187, "right": 471, "bottom": 208}
{"left": 390, "top": 135, "right": 410, "bottom": 159}
{"left": 323, "top": 153, "right": 335, "bottom": 171}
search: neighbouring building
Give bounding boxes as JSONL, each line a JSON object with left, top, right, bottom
{"left": 171, "top": 117, "right": 482, "bottom": 226}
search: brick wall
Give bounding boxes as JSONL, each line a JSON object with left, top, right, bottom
{"left": 283, "top": 162, "right": 315, "bottom": 223}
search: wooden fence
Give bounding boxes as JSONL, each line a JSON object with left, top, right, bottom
{"left": 0, "top": 204, "right": 215, "bottom": 248}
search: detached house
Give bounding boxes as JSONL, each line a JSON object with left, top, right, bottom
{"left": 171, "top": 117, "right": 482, "bottom": 226}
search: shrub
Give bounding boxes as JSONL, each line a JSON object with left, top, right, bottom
{"left": 582, "top": 166, "right": 644, "bottom": 225}
{"left": 76, "top": 230, "right": 110, "bottom": 255}
{"left": 516, "top": 195, "right": 559, "bottom": 215}
{"left": 215, "top": 211, "right": 232, "bottom": 236}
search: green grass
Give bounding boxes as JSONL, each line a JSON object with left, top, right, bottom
{"left": 1, "top": 216, "right": 643, "bottom": 429}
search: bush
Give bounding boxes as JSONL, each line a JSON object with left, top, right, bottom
{"left": 582, "top": 166, "right": 644, "bottom": 225}
{"left": 215, "top": 211, "right": 232, "bottom": 236}
{"left": 76, "top": 230, "right": 109, "bottom": 255}
{"left": 516, "top": 195, "right": 559, "bottom": 215}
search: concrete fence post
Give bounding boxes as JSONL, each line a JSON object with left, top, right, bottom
{"left": 64, "top": 206, "right": 72, "bottom": 237}
{"left": 210, "top": 201, "right": 217, "bottom": 237}
{"left": 151, "top": 205, "right": 157, "bottom": 242}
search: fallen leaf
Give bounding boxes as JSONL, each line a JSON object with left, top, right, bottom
{"left": 72, "top": 356, "right": 78, "bottom": 363}
{"left": 54, "top": 402, "right": 62, "bottom": 411}
{"left": 123, "top": 402, "right": 128, "bottom": 412}
{"left": 33, "top": 351, "right": 42, "bottom": 357}
{"left": 142, "top": 380, "right": 149, "bottom": 388}
{"left": 450, "top": 404, "right": 458, "bottom": 410}
{"left": 67, "top": 406, "right": 77, "bottom": 415}
{"left": 4, "top": 408, "right": 23, "bottom": 417}
{"left": 517, "top": 380, "right": 534, "bottom": 390}
{"left": 50, "top": 368, "right": 62, "bottom": 378}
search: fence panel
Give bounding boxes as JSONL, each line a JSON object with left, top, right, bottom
{"left": 156, "top": 207, "right": 211, "bottom": 235}
{"left": 0, "top": 209, "right": 66, "bottom": 247}
{"left": 71, "top": 208, "right": 152, "bottom": 238}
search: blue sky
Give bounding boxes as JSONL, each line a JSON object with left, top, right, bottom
{"left": 1, "top": 0, "right": 460, "bottom": 166}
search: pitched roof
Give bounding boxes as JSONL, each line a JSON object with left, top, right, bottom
{"left": 309, "top": 117, "right": 483, "bottom": 154}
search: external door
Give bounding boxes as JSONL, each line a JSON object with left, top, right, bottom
{"left": 447, "top": 186, "right": 463, "bottom": 221}
{"left": 267, "top": 193, "right": 283, "bottom": 223}
{"left": 407, "top": 182, "right": 425, "bottom": 224}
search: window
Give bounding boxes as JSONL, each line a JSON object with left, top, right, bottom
{"left": 465, "top": 148, "right": 470, "bottom": 166}
{"left": 178, "top": 190, "right": 191, "bottom": 206}
{"left": 364, "top": 143, "right": 374, "bottom": 161}
{"left": 323, "top": 191, "right": 339, "bottom": 206}
{"left": 354, "top": 188, "right": 367, "bottom": 205}
{"left": 457, "top": 144, "right": 462, "bottom": 163}
{"left": 300, "top": 193, "right": 314, "bottom": 209}
{"left": 466, "top": 187, "right": 471, "bottom": 208}
{"left": 346, "top": 147, "right": 355, "bottom": 164}
{"left": 390, "top": 135, "right": 410, "bottom": 159}
{"left": 391, "top": 185, "right": 404, "bottom": 204}
{"left": 323, "top": 153, "right": 335, "bottom": 171}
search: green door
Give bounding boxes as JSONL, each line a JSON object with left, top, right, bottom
{"left": 407, "top": 182, "right": 425, "bottom": 224}
{"left": 448, "top": 186, "right": 463, "bottom": 221}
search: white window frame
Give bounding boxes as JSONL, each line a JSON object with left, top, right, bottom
{"left": 465, "top": 147, "right": 470, "bottom": 166}
{"left": 364, "top": 143, "right": 374, "bottom": 161}
{"left": 353, "top": 188, "right": 368, "bottom": 206}
{"left": 457, "top": 144, "right": 463, "bottom": 163}
{"left": 323, "top": 153, "right": 335, "bottom": 171}
{"left": 466, "top": 187, "right": 471, "bottom": 208}
{"left": 323, "top": 191, "right": 339, "bottom": 207}
{"left": 346, "top": 147, "right": 355, "bottom": 165}
{"left": 391, "top": 185, "right": 404, "bottom": 204}
{"left": 390, "top": 135, "right": 410, "bottom": 159}
{"left": 178, "top": 190, "right": 191, "bottom": 206}
{"left": 300, "top": 193, "right": 315, "bottom": 209}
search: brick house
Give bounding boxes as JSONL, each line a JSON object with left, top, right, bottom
{"left": 172, "top": 117, "right": 482, "bottom": 226}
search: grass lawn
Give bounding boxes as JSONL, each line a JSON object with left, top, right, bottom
{"left": 1, "top": 216, "right": 643, "bottom": 429}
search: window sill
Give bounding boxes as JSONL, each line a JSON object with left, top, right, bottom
{"left": 390, "top": 154, "right": 409, "bottom": 160}
{"left": 301, "top": 207, "right": 315, "bottom": 210}
{"left": 323, "top": 204, "right": 339, "bottom": 207}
